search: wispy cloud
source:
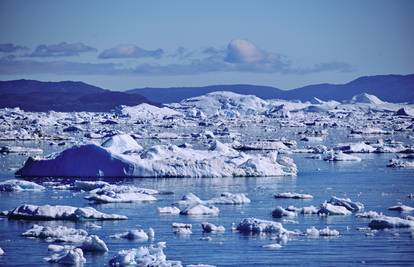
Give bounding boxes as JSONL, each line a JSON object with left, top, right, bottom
{"left": 27, "top": 42, "right": 97, "bottom": 57}
{"left": 0, "top": 39, "right": 353, "bottom": 76}
{"left": 0, "top": 43, "right": 29, "bottom": 53}
{"left": 98, "top": 44, "right": 163, "bottom": 59}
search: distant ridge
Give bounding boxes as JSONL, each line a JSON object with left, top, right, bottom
{"left": 127, "top": 74, "right": 414, "bottom": 103}
{"left": 0, "top": 74, "right": 413, "bottom": 111}
{"left": 0, "top": 79, "right": 155, "bottom": 112}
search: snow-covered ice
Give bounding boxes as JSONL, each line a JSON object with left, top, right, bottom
{"left": 0, "top": 179, "right": 45, "bottom": 192}
{"left": 4, "top": 204, "right": 127, "bottom": 221}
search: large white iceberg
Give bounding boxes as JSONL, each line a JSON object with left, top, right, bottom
{"left": 22, "top": 224, "right": 88, "bottom": 243}
{"left": 4, "top": 204, "right": 127, "bottom": 221}
{"left": 16, "top": 137, "right": 296, "bottom": 177}
{"left": 45, "top": 247, "right": 86, "bottom": 265}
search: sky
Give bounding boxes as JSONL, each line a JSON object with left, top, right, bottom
{"left": 0, "top": 0, "right": 413, "bottom": 90}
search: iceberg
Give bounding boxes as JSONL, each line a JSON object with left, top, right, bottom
{"left": 16, "top": 138, "right": 297, "bottom": 178}
{"left": 201, "top": 222, "right": 225, "bottom": 233}
{"left": 158, "top": 206, "right": 181, "bottom": 214}
{"left": 45, "top": 248, "right": 86, "bottom": 265}
{"left": 272, "top": 206, "right": 297, "bottom": 218}
{"left": 318, "top": 203, "right": 352, "bottom": 216}
{"left": 180, "top": 204, "right": 220, "bottom": 216}
{"left": 108, "top": 242, "right": 182, "bottom": 267}
{"left": 0, "top": 179, "right": 45, "bottom": 192}
{"left": 305, "top": 226, "right": 339, "bottom": 237}
{"left": 22, "top": 224, "right": 88, "bottom": 243}
{"left": 111, "top": 229, "right": 150, "bottom": 241}
{"left": 4, "top": 204, "right": 127, "bottom": 221}
{"left": 79, "top": 235, "right": 108, "bottom": 252}
{"left": 274, "top": 192, "right": 313, "bottom": 199}
{"left": 369, "top": 216, "right": 414, "bottom": 229}
{"left": 172, "top": 223, "right": 192, "bottom": 235}
{"left": 236, "top": 218, "right": 291, "bottom": 235}
{"left": 328, "top": 196, "right": 364, "bottom": 211}
{"left": 388, "top": 205, "right": 414, "bottom": 212}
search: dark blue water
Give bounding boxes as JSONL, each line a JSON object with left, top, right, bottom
{"left": 0, "top": 144, "right": 413, "bottom": 266}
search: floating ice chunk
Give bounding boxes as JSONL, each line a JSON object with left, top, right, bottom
{"left": 388, "top": 205, "right": 414, "bottom": 212}
{"left": 176, "top": 193, "right": 203, "bottom": 207}
{"left": 45, "top": 247, "right": 86, "bottom": 265}
{"left": 109, "top": 242, "right": 181, "bottom": 267}
{"left": 147, "top": 228, "right": 155, "bottom": 239}
{"left": 274, "top": 192, "right": 313, "bottom": 199}
{"left": 73, "top": 180, "right": 109, "bottom": 191}
{"left": 323, "top": 151, "right": 361, "bottom": 161}
{"left": 0, "top": 247, "right": 4, "bottom": 256}
{"left": 272, "top": 206, "right": 297, "bottom": 218}
{"left": 48, "top": 244, "right": 72, "bottom": 252}
{"left": 355, "top": 211, "right": 382, "bottom": 218}
{"left": 180, "top": 204, "right": 220, "bottom": 216}
{"left": 236, "top": 218, "right": 290, "bottom": 235}
{"left": 328, "top": 196, "right": 364, "bottom": 211}
{"left": 86, "top": 192, "right": 156, "bottom": 203}
{"left": 0, "top": 146, "right": 43, "bottom": 154}
{"left": 201, "top": 222, "right": 225, "bottom": 233}
{"left": 232, "top": 141, "right": 290, "bottom": 151}
{"left": 22, "top": 224, "right": 88, "bottom": 243}
{"left": 205, "top": 192, "right": 251, "bottom": 205}
{"left": 111, "top": 229, "right": 149, "bottom": 241}
{"left": 79, "top": 235, "right": 108, "bottom": 252}
{"left": 387, "top": 159, "right": 414, "bottom": 168}
{"left": 5, "top": 204, "right": 127, "bottom": 221}
{"left": 334, "top": 142, "right": 376, "bottom": 153}
{"left": 300, "top": 206, "right": 319, "bottom": 214}
{"left": 172, "top": 223, "right": 192, "bottom": 235}
{"left": 0, "top": 179, "right": 45, "bottom": 192}
{"left": 101, "top": 134, "right": 143, "bottom": 154}
{"left": 262, "top": 243, "right": 282, "bottom": 250}
{"left": 369, "top": 216, "right": 414, "bottom": 229}
{"left": 158, "top": 207, "right": 181, "bottom": 214}
{"left": 305, "top": 226, "right": 339, "bottom": 237}
{"left": 318, "top": 203, "right": 352, "bottom": 216}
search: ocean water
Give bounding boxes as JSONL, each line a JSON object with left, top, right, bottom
{"left": 0, "top": 140, "right": 413, "bottom": 266}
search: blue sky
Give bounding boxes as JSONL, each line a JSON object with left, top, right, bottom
{"left": 0, "top": 0, "right": 413, "bottom": 90}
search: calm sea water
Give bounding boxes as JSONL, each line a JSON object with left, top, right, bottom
{"left": 0, "top": 137, "right": 413, "bottom": 266}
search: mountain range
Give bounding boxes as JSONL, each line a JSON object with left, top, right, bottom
{"left": 0, "top": 74, "right": 413, "bottom": 111}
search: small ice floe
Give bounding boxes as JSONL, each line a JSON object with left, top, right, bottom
{"left": 305, "top": 226, "right": 339, "bottom": 237}
{"left": 318, "top": 203, "right": 352, "bottom": 216}
{"left": 262, "top": 243, "right": 282, "bottom": 250}
{"left": 22, "top": 224, "right": 88, "bottom": 243}
{"left": 0, "top": 179, "right": 45, "bottom": 192}
{"left": 111, "top": 229, "right": 150, "bottom": 241}
{"left": 236, "top": 218, "right": 291, "bottom": 236}
{"left": 328, "top": 196, "right": 364, "bottom": 212}
{"left": 205, "top": 192, "right": 251, "bottom": 205}
{"left": 45, "top": 247, "right": 86, "bottom": 265}
{"left": 0, "top": 247, "right": 4, "bottom": 256}
{"left": 232, "top": 140, "right": 290, "bottom": 151}
{"left": 79, "top": 235, "right": 108, "bottom": 252}
{"left": 355, "top": 211, "right": 382, "bottom": 219}
{"left": 0, "top": 146, "right": 43, "bottom": 155}
{"left": 158, "top": 206, "right": 181, "bottom": 215}
{"left": 369, "top": 215, "right": 414, "bottom": 229}
{"left": 388, "top": 205, "right": 414, "bottom": 212}
{"left": 180, "top": 204, "right": 220, "bottom": 216}
{"left": 172, "top": 223, "right": 192, "bottom": 235}
{"left": 323, "top": 151, "right": 362, "bottom": 162}
{"left": 274, "top": 192, "right": 313, "bottom": 199}
{"left": 272, "top": 206, "right": 297, "bottom": 218}
{"left": 299, "top": 206, "right": 319, "bottom": 214}
{"left": 84, "top": 222, "right": 102, "bottom": 229}
{"left": 387, "top": 158, "right": 414, "bottom": 168}
{"left": 201, "top": 222, "right": 225, "bottom": 233}
{"left": 3, "top": 204, "right": 127, "bottom": 221}
{"left": 301, "top": 136, "right": 324, "bottom": 142}
{"left": 85, "top": 184, "right": 157, "bottom": 203}
{"left": 109, "top": 242, "right": 181, "bottom": 267}
{"left": 73, "top": 180, "right": 109, "bottom": 191}
{"left": 334, "top": 142, "right": 376, "bottom": 153}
